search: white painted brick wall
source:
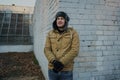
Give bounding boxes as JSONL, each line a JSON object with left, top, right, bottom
{"left": 33, "top": 0, "right": 49, "bottom": 79}
{"left": 33, "top": 0, "right": 120, "bottom": 80}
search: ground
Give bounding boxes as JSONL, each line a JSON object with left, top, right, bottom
{"left": 0, "top": 52, "right": 45, "bottom": 80}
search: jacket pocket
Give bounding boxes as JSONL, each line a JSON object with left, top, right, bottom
{"left": 62, "top": 36, "right": 71, "bottom": 49}
{"left": 49, "top": 36, "right": 56, "bottom": 50}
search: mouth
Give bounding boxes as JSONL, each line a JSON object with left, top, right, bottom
{"left": 58, "top": 21, "right": 63, "bottom": 24}
{"left": 58, "top": 21, "right": 64, "bottom": 25}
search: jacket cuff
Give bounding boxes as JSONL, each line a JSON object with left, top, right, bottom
{"left": 49, "top": 58, "right": 55, "bottom": 63}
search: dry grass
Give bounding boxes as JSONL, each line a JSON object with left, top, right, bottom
{"left": 0, "top": 52, "right": 45, "bottom": 80}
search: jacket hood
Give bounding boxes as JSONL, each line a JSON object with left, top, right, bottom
{"left": 52, "top": 11, "right": 70, "bottom": 32}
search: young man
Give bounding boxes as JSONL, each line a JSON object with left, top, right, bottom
{"left": 44, "top": 11, "right": 79, "bottom": 80}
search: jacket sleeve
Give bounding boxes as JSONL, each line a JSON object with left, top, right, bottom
{"left": 44, "top": 32, "right": 56, "bottom": 63}
{"left": 59, "top": 30, "right": 80, "bottom": 65}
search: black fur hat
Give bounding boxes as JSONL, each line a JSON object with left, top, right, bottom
{"left": 53, "top": 11, "right": 70, "bottom": 31}
{"left": 55, "top": 11, "right": 70, "bottom": 22}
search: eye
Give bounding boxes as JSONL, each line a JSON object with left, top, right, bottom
{"left": 57, "top": 17, "right": 61, "bottom": 20}
{"left": 61, "top": 17, "right": 64, "bottom": 20}
{"left": 57, "top": 17, "right": 65, "bottom": 20}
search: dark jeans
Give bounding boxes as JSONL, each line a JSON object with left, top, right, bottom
{"left": 48, "top": 69, "right": 73, "bottom": 80}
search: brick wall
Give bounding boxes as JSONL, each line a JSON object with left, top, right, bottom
{"left": 33, "top": 0, "right": 120, "bottom": 80}
{"left": 32, "top": 0, "right": 48, "bottom": 79}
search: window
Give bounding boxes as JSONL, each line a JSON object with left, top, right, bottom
{"left": 0, "top": 12, "right": 32, "bottom": 45}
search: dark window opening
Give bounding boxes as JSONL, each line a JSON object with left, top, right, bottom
{"left": 0, "top": 12, "right": 33, "bottom": 45}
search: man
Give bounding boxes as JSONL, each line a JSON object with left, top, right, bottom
{"left": 44, "top": 11, "right": 79, "bottom": 80}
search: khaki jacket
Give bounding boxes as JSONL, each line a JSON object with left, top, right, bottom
{"left": 44, "top": 27, "right": 79, "bottom": 71}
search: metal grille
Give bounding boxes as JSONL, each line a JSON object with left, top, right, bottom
{"left": 0, "top": 12, "right": 33, "bottom": 45}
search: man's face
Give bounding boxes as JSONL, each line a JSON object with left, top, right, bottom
{"left": 56, "top": 17, "right": 65, "bottom": 28}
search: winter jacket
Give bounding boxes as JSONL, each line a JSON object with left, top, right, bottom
{"left": 44, "top": 27, "right": 79, "bottom": 71}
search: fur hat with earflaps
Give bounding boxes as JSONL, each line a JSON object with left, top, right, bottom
{"left": 52, "top": 11, "right": 70, "bottom": 31}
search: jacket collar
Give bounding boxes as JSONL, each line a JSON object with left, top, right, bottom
{"left": 53, "top": 29, "right": 69, "bottom": 34}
